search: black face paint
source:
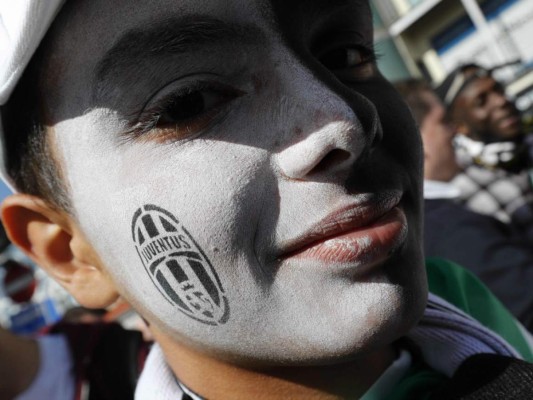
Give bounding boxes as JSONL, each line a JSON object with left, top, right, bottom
{"left": 132, "top": 204, "right": 229, "bottom": 325}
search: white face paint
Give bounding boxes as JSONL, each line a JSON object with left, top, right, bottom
{"left": 46, "top": 0, "right": 427, "bottom": 365}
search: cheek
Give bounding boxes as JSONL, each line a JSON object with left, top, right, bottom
{"left": 54, "top": 112, "right": 274, "bottom": 327}
{"left": 373, "top": 85, "right": 422, "bottom": 169}
{"left": 472, "top": 109, "right": 489, "bottom": 124}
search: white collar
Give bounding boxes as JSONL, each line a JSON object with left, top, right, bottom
{"left": 423, "top": 180, "right": 461, "bottom": 200}
{"left": 135, "top": 344, "right": 185, "bottom": 400}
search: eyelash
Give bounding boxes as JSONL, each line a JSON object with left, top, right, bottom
{"left": 122, "top": 40, "right": 377, "bottom": 141}
{"left": 125, "top": 81, "right": 243, "bottom": 142}
{"left": 316, "top": 37, "right": 379, "bottom": 69}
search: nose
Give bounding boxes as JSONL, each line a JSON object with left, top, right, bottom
{"left": 277, "top": 120, "right": 362, "bottom": 179}
{"left": 275, "top": 91, "right": 380, "bottom": 181}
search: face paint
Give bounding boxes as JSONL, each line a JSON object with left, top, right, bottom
{"left": 46, "top": 0, "right": 427, "bottom": 366}
{"left": 132, "top": 204, "right": 229, "bottom": 325}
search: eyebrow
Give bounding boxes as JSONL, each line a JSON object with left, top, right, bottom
{"left": 93, "top": 15, "right": 263, "bottom": 100}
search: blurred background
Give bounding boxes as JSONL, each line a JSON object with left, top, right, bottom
{"left": 373, "top": 0, "right": 533, "bottom": 115}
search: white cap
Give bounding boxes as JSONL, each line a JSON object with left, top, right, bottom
{"left": 0, "top": 0, "right": 65, "bottom": 191}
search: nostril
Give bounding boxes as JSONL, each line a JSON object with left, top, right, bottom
{"left": 309, "top": 148, "right": 352, "bottom": 175}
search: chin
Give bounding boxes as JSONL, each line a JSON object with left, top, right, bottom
{"left": 495, "top": 127, "right": 522, "bottom": 140}
{"left": 241, "top": 283, "right": 426, "bottom": 366}
{"left": 261, "top": 241, "right": 428, "bottom": 365}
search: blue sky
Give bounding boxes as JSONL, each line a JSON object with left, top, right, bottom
{"left": 0, "top": 180, "right": 13, "bottom": 202}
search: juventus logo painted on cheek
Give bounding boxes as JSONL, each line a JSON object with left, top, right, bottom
{"left": 132, "top": 204, "right": 229, "bottom": 325}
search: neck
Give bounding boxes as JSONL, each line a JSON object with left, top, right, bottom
{"left": 470, "top": 131, "right": 523, "bottom": 144}
{"left": 152, "top": 326, "right": 396, "bottom": 400}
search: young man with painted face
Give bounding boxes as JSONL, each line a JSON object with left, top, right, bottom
{"left": 2, "top": 2, "right": 533, "bottom": 399}
{"left": 436, "top": 64, "right": 533, "bottom": 242}
{"left": 397, "top": 79, "right": 533, "bottom": 332}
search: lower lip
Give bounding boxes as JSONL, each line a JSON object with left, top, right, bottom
{"left": 287, "top": 207, "right": 408, "bottom": 268}
{"left": 501, "top": 116, "right": 520, "bottom": 129}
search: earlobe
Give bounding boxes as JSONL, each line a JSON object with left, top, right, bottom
{"left": 1, "top": 194, "right": 119, "bottom": 308}
{"left": 455, "top": 121, "right": 470, "bottom": 137}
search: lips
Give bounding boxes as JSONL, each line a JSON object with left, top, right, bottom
{"left": 279, "top": 193, "right": 408, "bottom": 269}
{"left": 499, "top": 115, "right": 520, "bottom": 130}
{"left": 495, "top": 107, "right": 521, "bottom": 129}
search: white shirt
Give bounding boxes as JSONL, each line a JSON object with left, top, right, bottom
{"left": 423, "top": 180, "right": 461, "bottom": 200}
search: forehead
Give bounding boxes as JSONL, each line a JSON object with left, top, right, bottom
{"left": 56, "top": 0, "right": 372, "bottom": 41}
{"left": 460, "top": 76, "right": 499, "bottom": 101}
{"left": 47, "top": 0, "right": 372, "bottom": 87}
{"left": 38, "top": 0, "right": 375, "bottom": 132}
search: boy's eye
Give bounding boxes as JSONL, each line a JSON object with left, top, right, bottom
{"left": 157, "top": 89, "right": 228, "bottom": 127}
{"left": 130, "top": 83, "right": 244, "bottom": 142}
{"left": 319, "top": 47, "right": 367, "bottom": 70}
{"left": 317, "top": 44, "right": 377, "bottom": 80}
{"left": 474, "top": 94, "right": 487, "bottom": 108}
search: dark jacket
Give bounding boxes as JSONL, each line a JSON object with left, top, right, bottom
{"left": 431, "top": 354, "right": 533, "bottom": 399}
{"left": 424, "top": 198, "right": 533, "bottom": 331}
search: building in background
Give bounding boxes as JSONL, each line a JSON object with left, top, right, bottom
{"left": 372, "top": 0, "right": 533, "bottom": 113}
{"left": 371, "top": 2, "right": 412, "bottom": 82}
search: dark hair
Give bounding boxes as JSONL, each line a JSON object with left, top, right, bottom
{"left": 394, "top": 79, "right": 433, "bottom": 126}
{"left": 1, "top": 44, "right": 72, "bottom": 213}
{"left": 435, "top": 63, "right": 490, "bottom": 108}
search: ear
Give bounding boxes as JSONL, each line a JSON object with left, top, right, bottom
{"left": 1, "top": 194, "right": 119, "bottom": 308}
{"left": 449, "top": 106, "right": 470, "bottom": 137}
{"left": 456, "top": 121, "right": 471, "bottom": 137}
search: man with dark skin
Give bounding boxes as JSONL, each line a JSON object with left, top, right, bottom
{"left": 437, "top": 64, "right": 533, "bottom": 240}
{"left": 1, "top": 2, "right": 533, "bottom": 399}
{"left": 397, "top": 79, "right": 533, "bottom": 332}
{"left": 450, "top": 66, "right": 523, "bottom": 143}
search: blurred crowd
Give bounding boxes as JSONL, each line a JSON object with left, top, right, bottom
{"left": 0, "top": 224, "right": 152, "bottom": 400}
{"left": 396, "top": 62, "right": 533, "bottom": 332}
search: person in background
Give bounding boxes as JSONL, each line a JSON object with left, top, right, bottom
{"left": 436, "top": 64, "right": 533, "bottom": 241}
{"left": 0, "top": 306, "right": 149, "bottom": 400}
{"left": 0, "top": 325, "right": 42, "bottom": 400}
{"left": 396, "top": 79, "right": 533, "bottom": 332}
{"left": 2, "top": 2, "right": 533, "bottom": 399}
